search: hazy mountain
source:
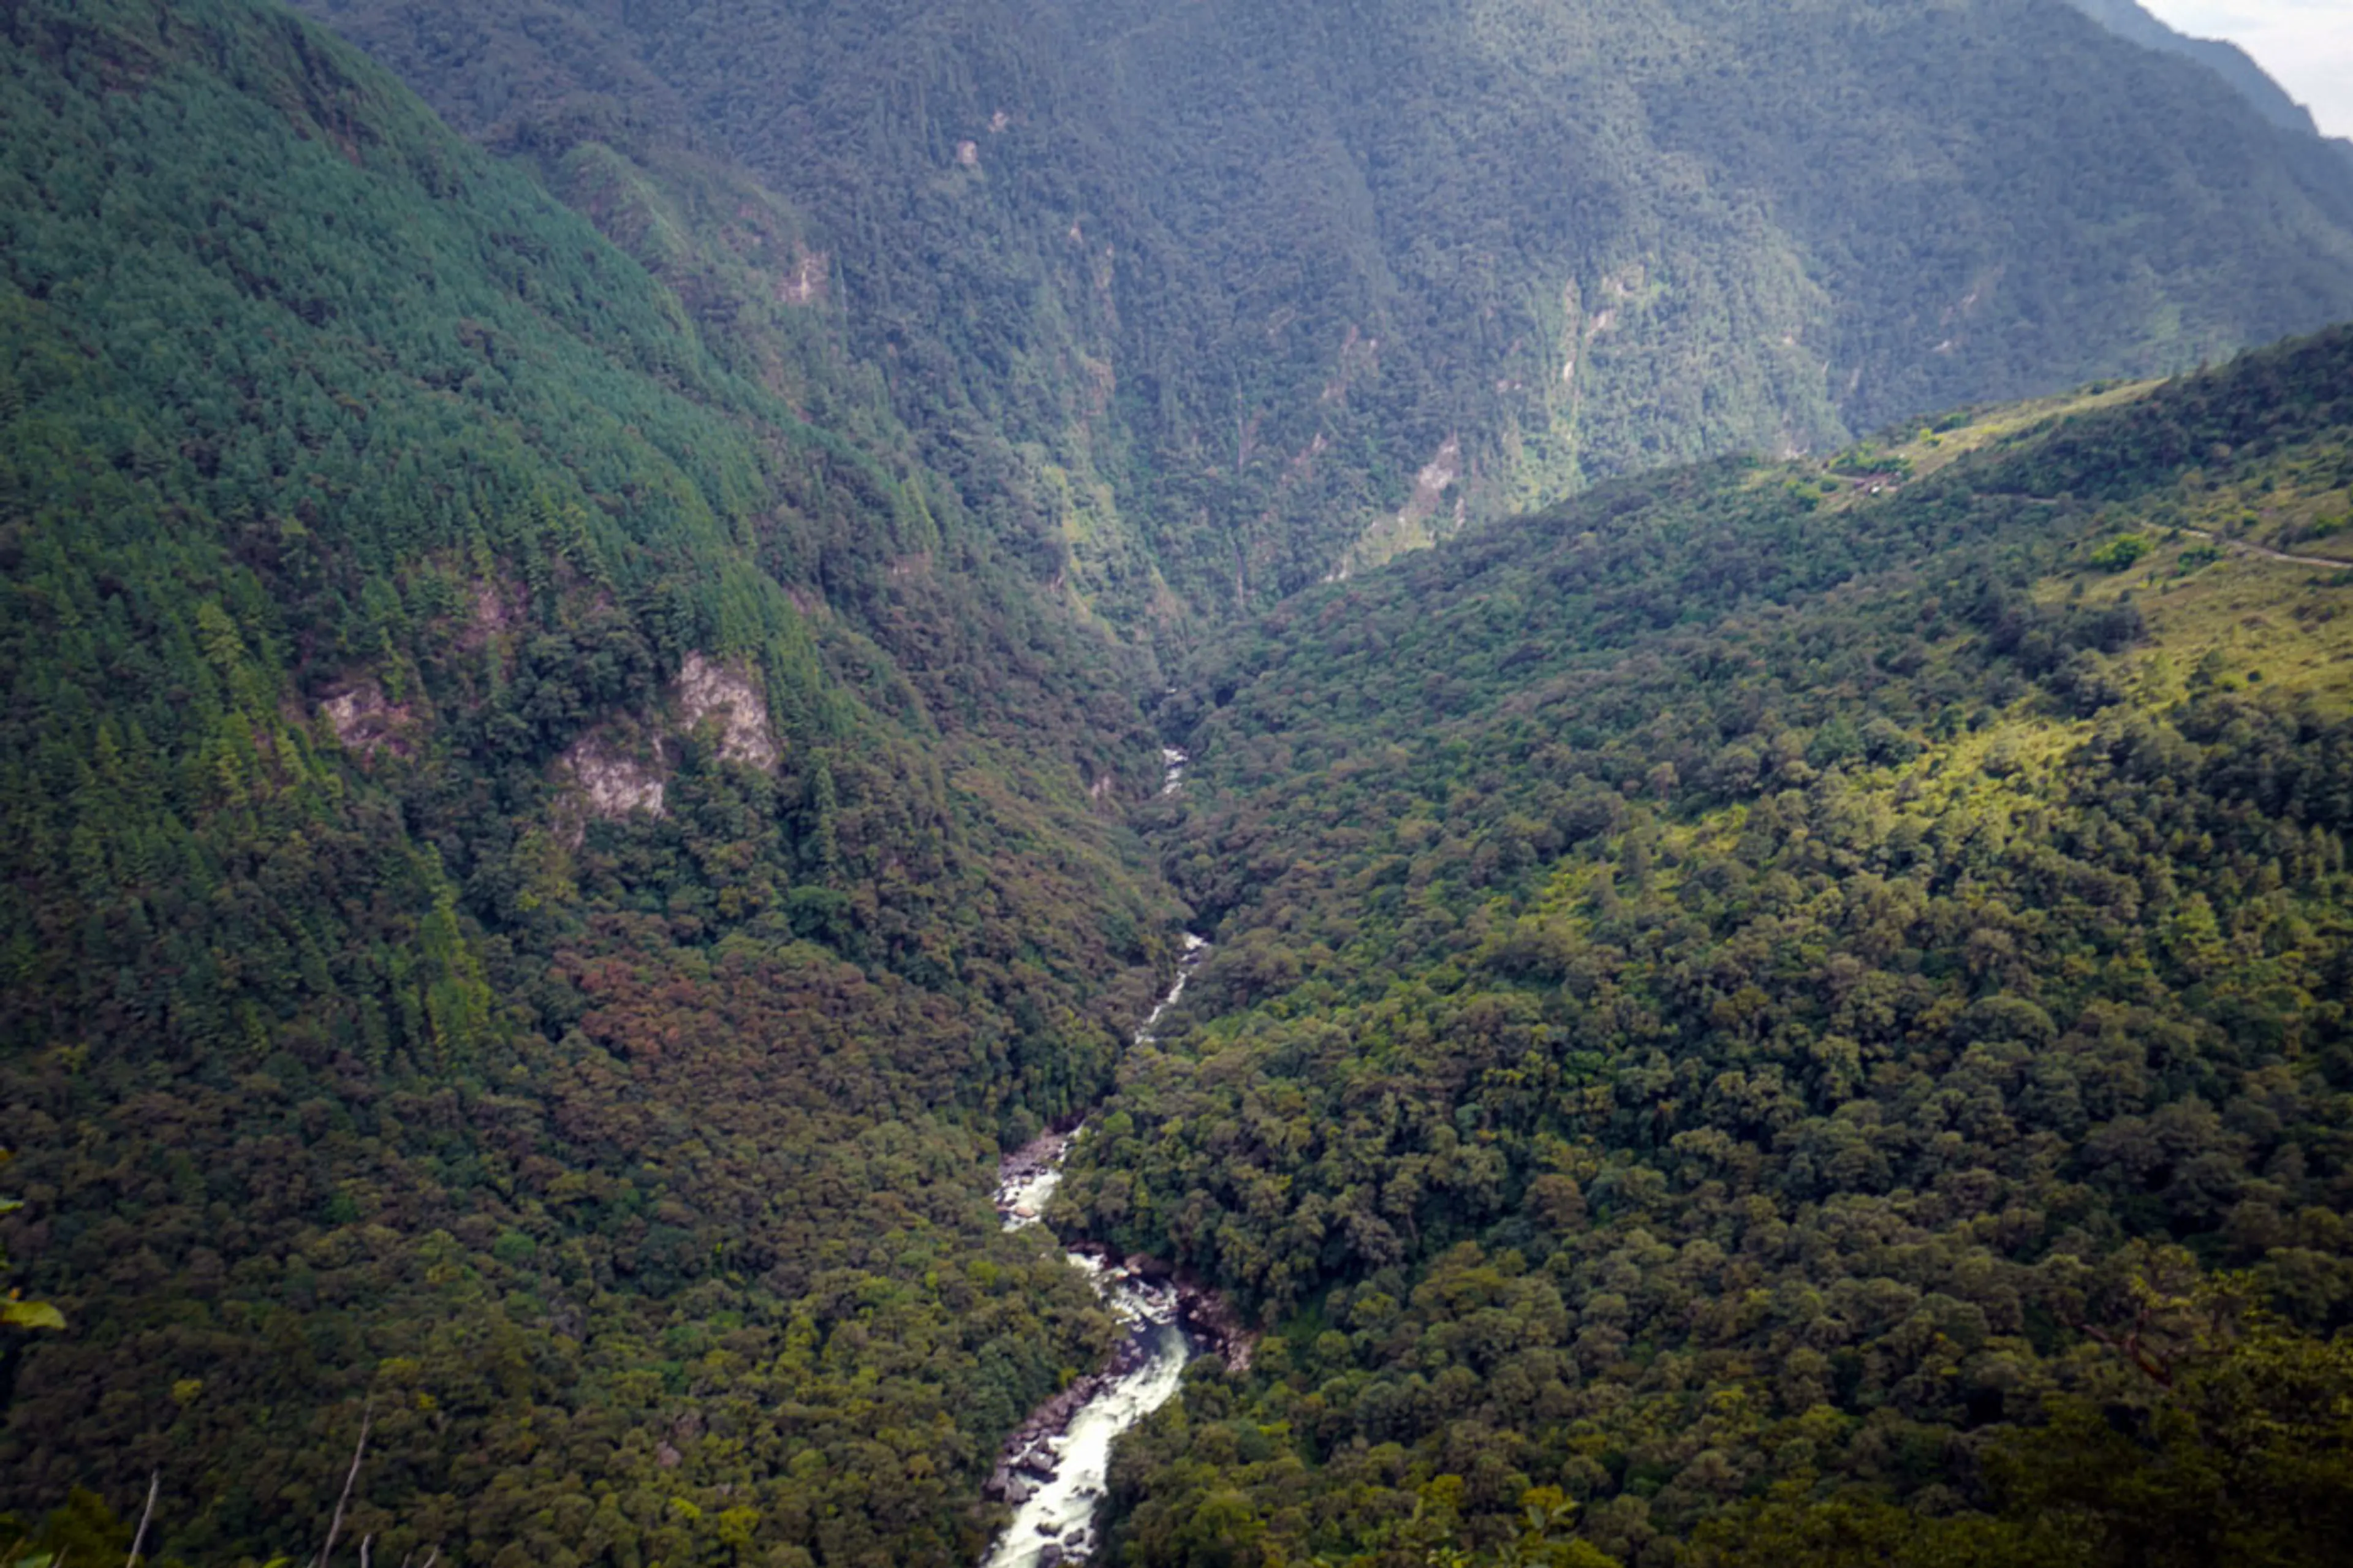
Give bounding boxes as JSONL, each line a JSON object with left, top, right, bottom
{"left": 2062, "top": 0, "right": 2319, "bottom": 135}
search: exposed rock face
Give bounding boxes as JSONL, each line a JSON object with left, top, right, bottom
{"left": 464, "top": 581, "right": 519, "bottom": 650}
{"left": 552, "top": 653, "right": 781, "bottom": 838}
{"left": 1176, "top": 1277, "right": 1257, "bottom": 1375}
{"left": 1072, "top": 1241, "right": 1259, "bottom": 1376}
{"left": 559, "top": 733, "right": 668, "bottom": 828}
{"left": 1332, "top": 433, "right": 1466, "bottom": 578}
{"left": 320, "top": 681, "right": 414, "bottom": 761}
{"left": 778, "top": 249, "right": 829, "bottom": 306}
{"left": 675, "top": 652, "right": 779, "bottom": 769}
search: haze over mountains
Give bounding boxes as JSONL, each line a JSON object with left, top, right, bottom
{"left": 2, "top": 1, "right": 2351, "bottom": 1566}
{"left": 2063, "top": 0, "right": 2336, "bottom": 138}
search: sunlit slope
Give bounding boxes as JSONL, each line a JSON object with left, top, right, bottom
{"left": 1058, "top": 328, "right": 2353, "bottom": 1566}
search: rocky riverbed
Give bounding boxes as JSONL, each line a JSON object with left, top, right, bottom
{"left": 976, "top": 937, "right": 1246, "bottom": 1567}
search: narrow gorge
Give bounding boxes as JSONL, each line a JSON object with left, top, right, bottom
{"left": 981, "top": 934, "right": 1209, "bottom": 1568}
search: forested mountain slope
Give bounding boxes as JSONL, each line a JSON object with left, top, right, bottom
{"left": 7, "top": 0, "right": 2353, "bottom": 1563}
{"left": 294, "top": 0, "right": 2353, "bottom": 621}
{"left": 1055, "top": 328, "right": 2353, "bottom": 1565}
{"left": 0, "top": 1, "right": 1188, "bottom": 1561}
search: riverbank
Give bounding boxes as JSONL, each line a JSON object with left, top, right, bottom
{"left": 1066, "top": 1243, "right": 1256, "bottom": 1375}
{"left": 974, "top": 936, "right": 1236, "bottom": 1566}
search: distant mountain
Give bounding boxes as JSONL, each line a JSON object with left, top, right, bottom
{"left": 2063, "top": 0, "right": 2318, "bottom": 135}
{"left": 296, "top": 0, "right": 2353, "bottom": 620}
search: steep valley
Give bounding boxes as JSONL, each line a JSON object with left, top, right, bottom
{"left": 3, "top": 1, "right": 2353, "bottom": 1567}
{"left": 0, "top": 2, "right": 1175, "bottom": 1561}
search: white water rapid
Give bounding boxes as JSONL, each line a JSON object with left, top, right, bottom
{"left": 981, "top": 933, "right": 1208, "bottom": 1568}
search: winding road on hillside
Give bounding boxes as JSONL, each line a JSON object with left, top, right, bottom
{"left": 2177, "top": 525, "right": 2349, "bottom": 569}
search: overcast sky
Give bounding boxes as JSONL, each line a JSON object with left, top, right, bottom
{"left": 2140, "top": 1, "right": 2353, "bottom": 137}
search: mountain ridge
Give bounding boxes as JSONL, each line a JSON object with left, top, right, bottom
{"left": 2062, "top": 0, "right": 2321, "bottom": 137}
{"left": 292, "top": 0, "right": 2353, "bottom": 628}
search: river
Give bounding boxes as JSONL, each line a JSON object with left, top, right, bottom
{"left": 979, "top": 934, "right": 1208, "bottom": 1568}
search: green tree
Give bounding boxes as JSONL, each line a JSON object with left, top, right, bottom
{"left": 0, "top": 1154, "right": 62, "bottom": 1333}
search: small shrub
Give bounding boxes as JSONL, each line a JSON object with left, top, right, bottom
{"left": 2090, "top": 534, "right": 2150, "bottom": 571}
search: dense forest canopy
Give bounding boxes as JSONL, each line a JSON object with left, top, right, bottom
{"left": 292, "top": 0, "right": 2353, "bottom": 629}
{"left": 3, "top": 0, "right": 2353, "bottom": 1565}
{"left": 0, "top": 1, "right": 1184, "bottom": 1561}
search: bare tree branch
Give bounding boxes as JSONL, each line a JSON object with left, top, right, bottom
{"left": 125, "top": 1472, "right": 159, "bottom": 1568}
{"left": 316, "top": 1402, "right": 373, "bottom": 1568}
